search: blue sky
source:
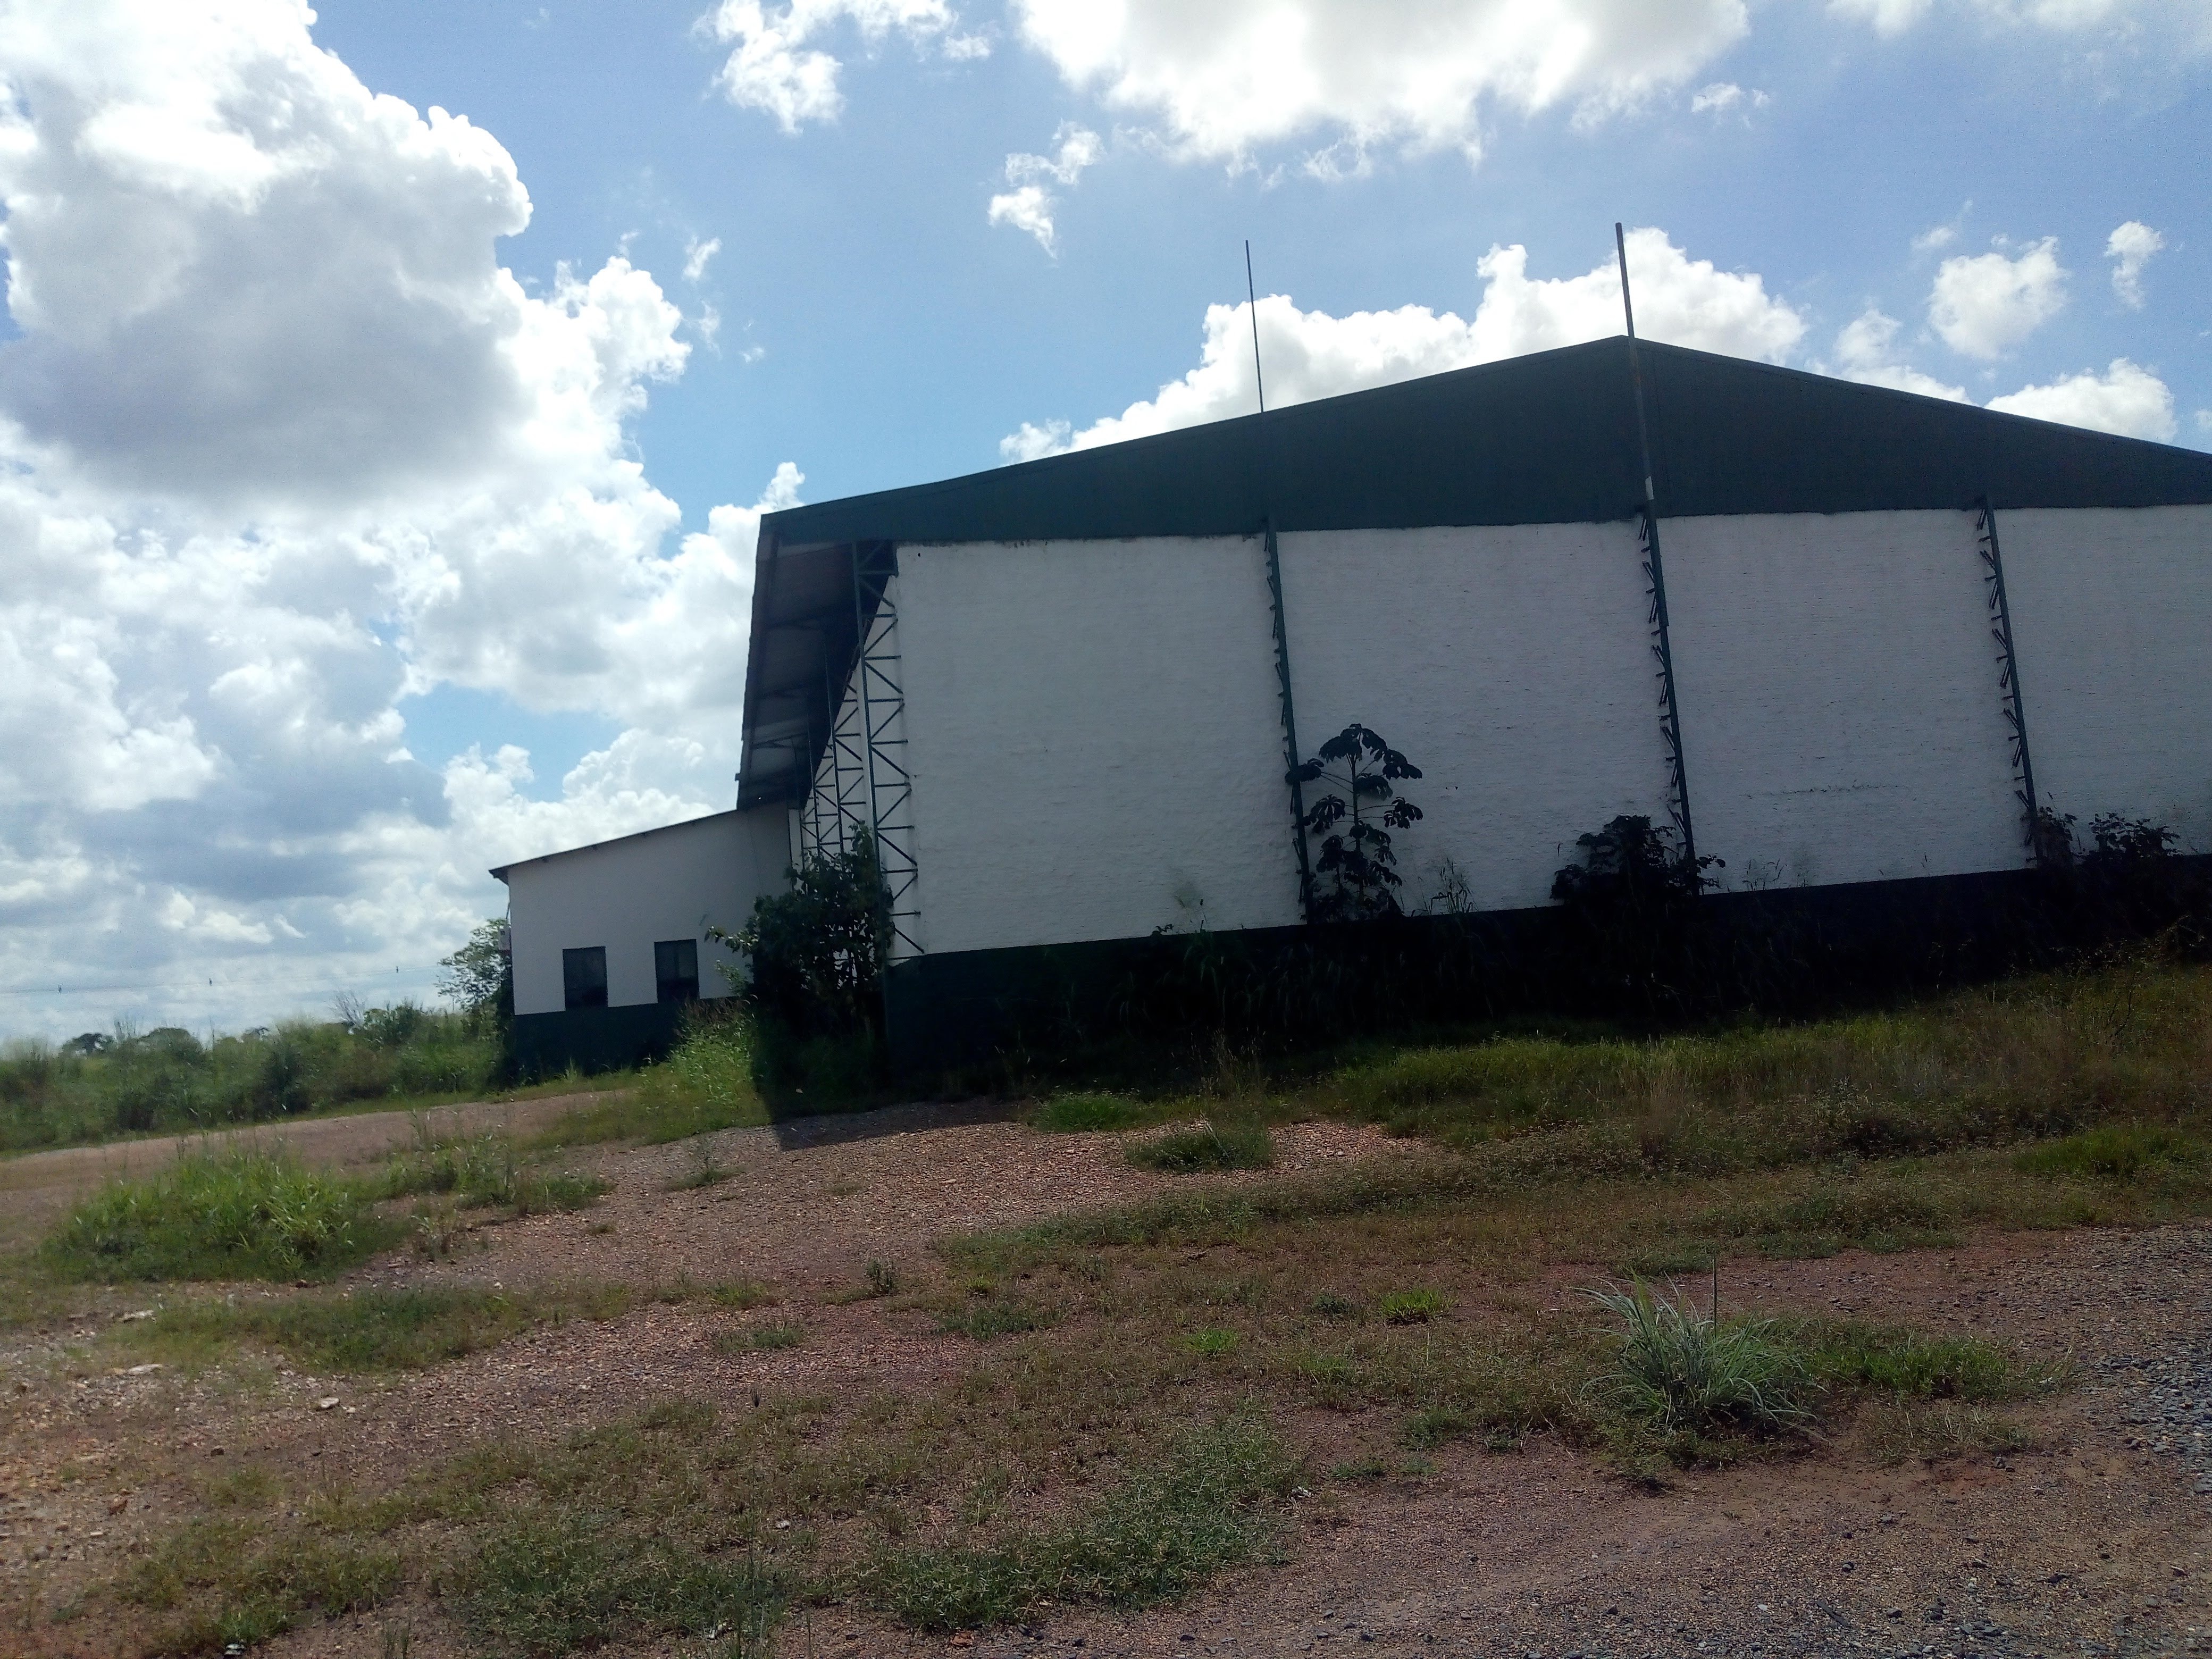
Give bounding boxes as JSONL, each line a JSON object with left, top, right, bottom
{"left": 0, "top": 0, "right": 2206, "bottom": 1036}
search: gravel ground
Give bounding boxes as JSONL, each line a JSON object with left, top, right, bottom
{"left": 2, "top": 1106, "right": 2207, "bottom": 1658}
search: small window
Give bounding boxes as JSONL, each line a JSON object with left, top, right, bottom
{"left": 655, "top": 938, "right": 700, "bottom": 1004}
{"left": 562, "top": 946, "right": 608, "bottom": 1011}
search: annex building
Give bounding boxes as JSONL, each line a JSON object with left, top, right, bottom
{"left": 496, "top": 338, "right": 2212, "bottom": 1074}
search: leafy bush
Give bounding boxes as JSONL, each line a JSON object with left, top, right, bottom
{"left": 41, "top": 1150, "right": 389, "bottom": 1283}
{"left": 1124, "top": 1120, "right": 1273, "bottom": 1173}
{"left": 1289, "top": 723, "right": 1424, "bottom": 921}
{"left": 719, "top": 829, "right": 890, "bottom": 1040}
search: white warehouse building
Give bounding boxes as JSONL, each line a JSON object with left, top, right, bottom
{"left": 497, "top": 339, "right": 2212, "bottom": 1075}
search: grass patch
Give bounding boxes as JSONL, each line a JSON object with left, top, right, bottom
{"left": 714, "top": 1320, "right": 804, "bottom": 1354}
{"left": 706, "top": 1278, "right": 777, "bottom": 1310}
{"left": 1124, "top": 1120, "right": 1273, "bottom": 1174}
{"left": 1858, "top": 1398, "right": 2035, "bottom": 1464}
{"left": 1378, "top": 1288, "right": 1445, "bottom": 1325}
{"left": 122, "top": 1516, "right": 403, "bottom": 1653}
{"left": 2014, "top": 1121, "right": 2205, "bottom": 1180}
{"left": 122, "top": 1283, "right": 635, "bottom": 1373}
{"left": 1185, "top": 1326, "right": 1239, "bottom": 1355}
{"left": 1032, "top": 1092, "right": 1150, "bottom": 1133}
{"left": 380, "top": 1127, "right": 607, "bottom": 1214}
{"left": 454, "top": 1511, "right": 785, "bottom": 1657}
{"left": 939, "top": 1296, "right": 1058, "bottom": 1340}
{"left": 40, "top": 1150, "right": 393, "bottom": 1283}
{"left": 869, "top": 1415, "right": 1290, "bottom": 1632}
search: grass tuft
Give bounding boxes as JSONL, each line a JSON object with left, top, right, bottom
{"left": 40, "top": 1149, "right": 391, "bottom": 1283}
{"left": 1586, "top": 1279, "right": 1814, "bottom": 1441}
{"left": 1124, "top": 1120, "right": 1273, "bottom": 1174}
{"left": 1377, "top": 1288, "right": 1446, "bottom": 1325}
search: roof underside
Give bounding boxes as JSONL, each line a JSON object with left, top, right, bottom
{"left": 739, "top": 337, "right": 2212, "bottom": 807}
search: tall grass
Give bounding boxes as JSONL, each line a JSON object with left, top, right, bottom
{"left": 0, "top": 1004, "right": 502, "bottom": 1153}
{"left": 1318, "top": 961, "right": 2212, "bottom": 1155}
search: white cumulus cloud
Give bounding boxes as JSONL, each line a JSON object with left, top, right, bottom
{"left": 2105, "top": 220, "right": 2164, "bottom": 308}
{"left": 1927, "top": 237, "right": 2068, "bottom": 358}
{"left": 1010, "top": 0, "right": 1750, "bottom": 169}
{"left": 1831, "top": 0, "right": 2205, "bottom": 36}
{"left": 704, "top": 0, "right": 986, "bottom": 130}
{"left": 986, "top": 123, "right": 1102, "bottom": 255}
{"left": 1988, "top": 358, "right": 2177, "bottom": 441}
{"left": 1690, "top": 81, "right": 1767, "bottom": 116}
{"left": 1003, "top": 228, "right": 1804, "bottom": 458}
{"left": 0, "top": 1, "right": 798, "bottom": 1036}
{"left": 1826, "top": 308, "right": 1970, "bottom": 400}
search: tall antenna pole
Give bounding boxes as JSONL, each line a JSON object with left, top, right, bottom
{"left": 1245, "top": 239, "right": 1267, "bottom": 414}
{"left": 1615, "top": 222, "right": 1699, "bottom": 874}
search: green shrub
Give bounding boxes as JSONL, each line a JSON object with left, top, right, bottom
{"left": 2015, "top": 1121, "right": 2204, "bottom": 1180}
{"left": 1124, "top": 1120, "right": 1273, "bottom": 1174}
{"left": 1032, "top": 1092, "right": 1147, "bottom": 1133}
{"left": 381, "top": 1128, "right": 607, "bottom": 1214}
{"left": 41, "top": 1150, "right": 389, "bottom": 1283}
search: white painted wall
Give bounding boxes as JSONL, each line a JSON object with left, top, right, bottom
{"left": 896, "top": 537, "right": 1300, "bottom": 953}
{"left": 1276, "top": 522, "right": 1672, "bottom": 913}
{"left": 2000, "top": 504, "right": 2212, "bottom": 853}
{"left": 1662, "top": 509, "right": 2022, "bottom": 889}
{"left": 504, "top": 807, "right": 791, "bottom": 1016}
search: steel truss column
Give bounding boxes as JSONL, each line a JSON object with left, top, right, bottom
{"left": 1638, "top": 508, "right": 1698, "bottom": 866}
{"left": 850, "top": 543, "right": 922, "bottom": 961}
{"left": 1261, "top": 522, "right": 1314, "bottom": 923}
{"left": 1974, "top": 497, "right": 2042, "bottom": 858}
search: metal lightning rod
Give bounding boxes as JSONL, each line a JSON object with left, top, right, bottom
{"left": 1246, "top": 240, "right": 1312, "bottom": 919}
{"left": 1615, "top": 222, "right": 1699, "bottom": 873}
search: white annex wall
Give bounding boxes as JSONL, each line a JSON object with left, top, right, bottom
{"left": 505, "top": 807, "right": 790, "bottom": 1016}
{"left": 896, "top": 537, "right": 1300, "bottom": 953}
{"left": 1662, "top": 509, "right": 2020, "bottom": 889}
{"left": 1999, "top": 504, "right": 2212, "bottom": 853}
{"left": 1277, "top": 522, "right": 1672, "bottom": 914}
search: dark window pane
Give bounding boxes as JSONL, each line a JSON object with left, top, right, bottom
{"left": 655, "top": 937, "right": 699, "bottom": 1004}
{"left": 563, "top": 946, "right": 608, "bottom": 1010}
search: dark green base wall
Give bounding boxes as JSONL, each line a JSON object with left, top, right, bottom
{"left": 509, "top": 1001, "right": 685, "bottom": 1082}
{"left": 881, "top": 858, "right": 2212, "bottom": 1079}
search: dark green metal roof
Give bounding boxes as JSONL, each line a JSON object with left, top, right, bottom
{"left": 739, "top": 338, "right": 2212, "bottom": 805}
{"left": 760, "top": 337, "right": 2212, "bottom": 550}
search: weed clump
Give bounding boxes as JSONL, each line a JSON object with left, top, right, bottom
{"left": 41, "top": 1150, "right": 388, "bottom": 1283}
{"left": 123, "top": 1516, "right": 402, "bottom": 1652}
{"left": 1124, "top": 1120, "right": 1273, "bottom": 1174}
{"left": 381, "top": 1126, "right": 606, "bottom": 1214}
